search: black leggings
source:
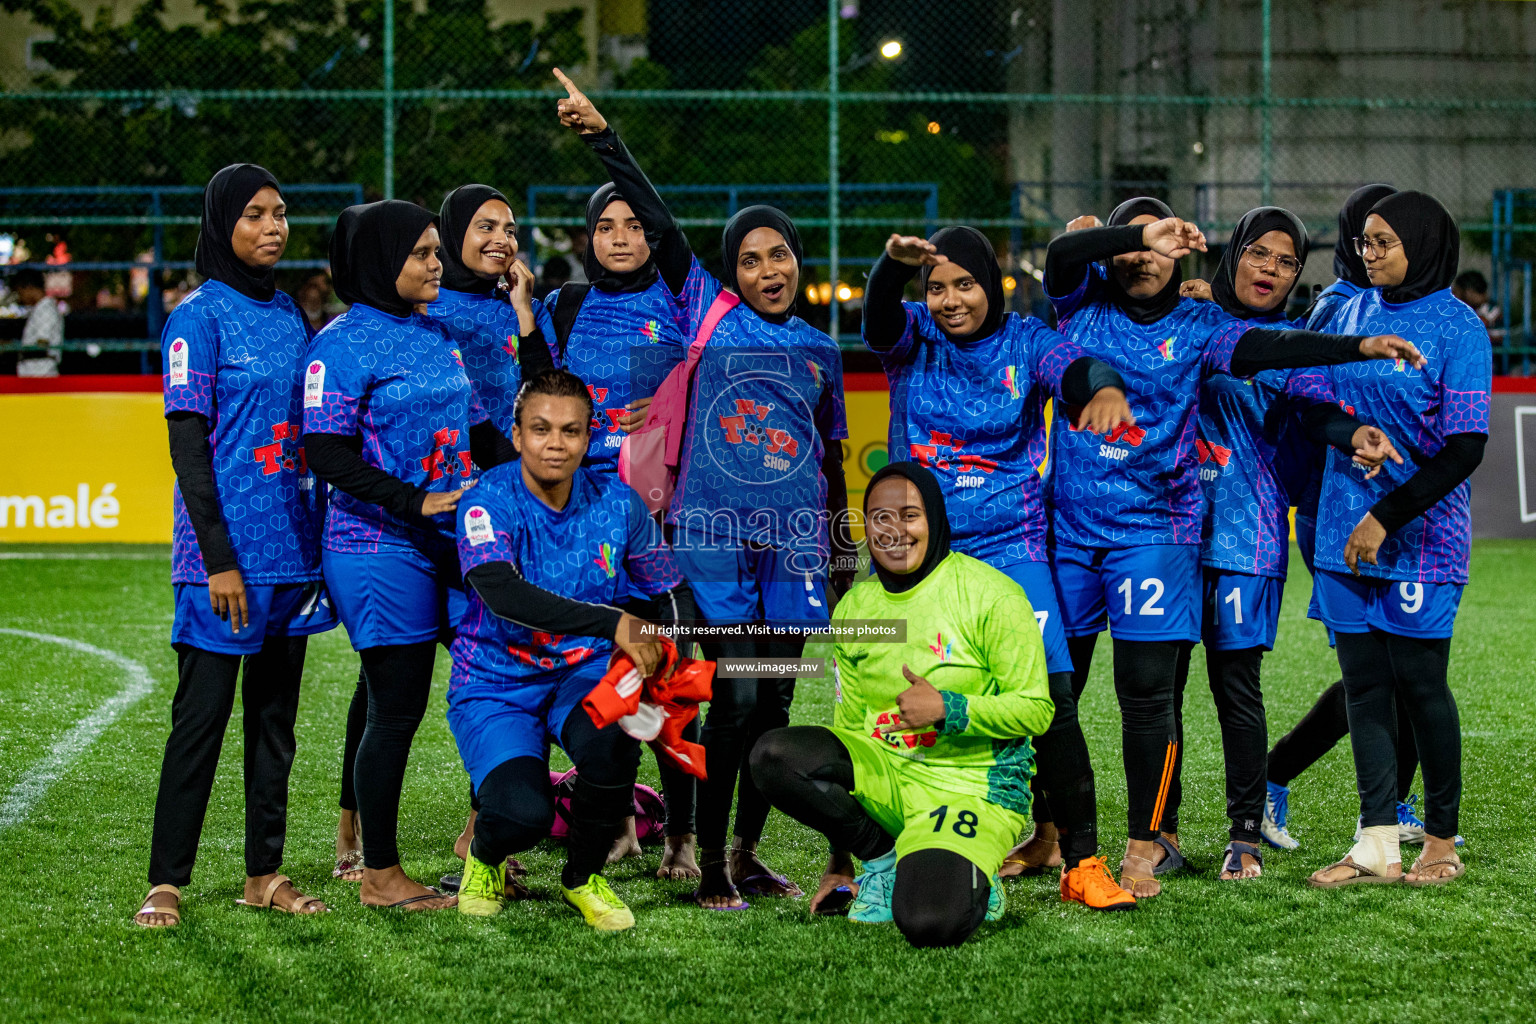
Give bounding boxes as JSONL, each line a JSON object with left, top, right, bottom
{"left": 472, "top": 711, "right": 642, "bottom": 888}
{"left": 696, "top": 637, "right": 800, "bottom": 849}
{"left": 339, "top": 664, "right": 367, "bottom": 813}
{"left": 750, "top": 727, "right": 990, "bottom": 948}
{"left": 1206, "top": 647, "right": 1267, "bottom": 844}
{"left": 1024, "top": 671, "right": 1099, "bottom": 865}
{"left": 149, "top": 638, "right": 307, "bottom": 886}
{"left": 1267, "top": 677, "right": 1420, "bottom": 800}
{"left": 355, "top": 641, "right": 438, "bottom": 870}
{"left": 1062, "top": 634, "right": 1191, "bottom": 841}
{"left": 1337, "top": 630, "right": 1460, "bottom": 838}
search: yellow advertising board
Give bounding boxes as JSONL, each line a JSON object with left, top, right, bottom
{"left": 0, "top": 394, "right": 175, "bottom": 543}
{"left": 0, "top": 384, "right": 897, "bottom": 546}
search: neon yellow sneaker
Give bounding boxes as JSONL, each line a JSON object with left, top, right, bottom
{"left": 457, "top": 850, "right": 507, "bottom": 917}
{"left": 561, "top": 874, "right": 634, "bottom": 932}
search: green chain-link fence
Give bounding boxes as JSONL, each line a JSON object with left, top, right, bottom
{"left": 1, "top": 0, "right": 1533, "bottom": 362}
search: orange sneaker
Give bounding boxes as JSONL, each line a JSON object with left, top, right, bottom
{"left": 1061, "top": 856, "right": 1137, "bottom": 911}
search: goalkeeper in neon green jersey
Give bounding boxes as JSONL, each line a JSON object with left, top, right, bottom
{"left": 752, "top": 461, "right": 1075, "bottom": 947}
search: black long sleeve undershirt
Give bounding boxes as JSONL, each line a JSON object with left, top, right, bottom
{"left": 519, "top": 325, "right": 556, "bottom": 381}
{"left": 307, "top": 420, "right": 518, "bottom": 523}
{"left": 468, "top": 420, "right": 518, "bottom": 469}
{"left": 863, "top": 252, "right": 1125, "bottom": 406}
{"left": 1299, "top": 401, "right": 1367, "bottom": 454}
{"left": 305, "top": 433, "right": 428, "bottom": 521}
{"left": 1043, "top": 224, "right": 1146, "bottom": 299}
{"left": 581, "top": 127, "right": 693, "bottom": 295}
{"left": 466, "top": 562, "right": 698, "bottom": 643}
{"left": 1369, "top": 433, "right": 1487, "bottom": 534}
{"left": 166, "top": 412, "right": 238, "bottom": 576}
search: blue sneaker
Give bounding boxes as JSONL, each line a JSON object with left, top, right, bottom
{"left": 1397, "top": 795, "right": 1428, "bottom": 845}
{"left": 985, "top": 874, "right": 1005, "bottom": 922}
{"left": 1261, "top": 781, "right": 1299, "bottom": 850}
{"left": 848, "top": 851, "right": 896, "bottom": 924}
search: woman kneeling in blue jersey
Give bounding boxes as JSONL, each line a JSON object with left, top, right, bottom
{"left": 1180, "top": 208, "right": 1398, "bottom": 880}
{"left": 1305, "top": 191, "right": 1489, "bottom": 889}
{"left": 304, "top": 200, "right": 519, "bottom": 911}
{"left": 449, "top": 369, "right": 697, "bottom": 930}
{"left": 752, "top": 463, "right": 1055, "bottom": 946}
{"left": 137, "top": 164, "right": 336, "bottom": 927}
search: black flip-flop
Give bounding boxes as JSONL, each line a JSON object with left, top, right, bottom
{"left": 384, "top": 887, "right": 453, "bottom": 910}
{"left": 1151, "top": 835, "right": 1186, "bottom": 876}
{"left": 1220, "top": 841, "right": 1263, "bottom": 880}
{"left": 812, "top": 885, "right": 855, "bottom": 916}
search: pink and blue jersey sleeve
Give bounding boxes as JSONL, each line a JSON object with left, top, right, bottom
{"left": 457, "top": 486, "right": 518, "bottom": 577}
{"left": 1440, "top": 335, "right": 1492, "bottom": 437}
{"left": 1025, "top": 319, "right": 1081, "bottom": 401}
{"left": 301, "top": 335, "right": 368, "bottom": 437}
{"left": 623, "top": 491, "right": 683, "bottom": 598}
{"left": 672, "top": 255, "right": 723, "bottom": 340}
{"left": 816, "top": 336, "right": 849, "bottom": 443}
{"left": 162, "top": 307, "right": 218, "bottom": 418}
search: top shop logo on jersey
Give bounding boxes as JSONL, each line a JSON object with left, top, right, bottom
{"left": 702, "top": 352, "right": 821, "bottom": 486}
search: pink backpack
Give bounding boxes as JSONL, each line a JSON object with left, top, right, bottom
{"left": 547, "top": 768, "right": 667, "bottom": 843}
{"left": 618, "top": 291, "right": 740, "bottom": 514}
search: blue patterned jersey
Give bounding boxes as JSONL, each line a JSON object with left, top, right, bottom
{"left": 1046, "top": 265, "right": 1249, "bottom": 549}
{"left": 1306, "top": 280, "right": 1364, "bottom": 333}
{"left": 161, "top": 280, "right": 324, "bottom": 585}
{"left": 1198, "top": 319, "right": 1338, "bottom": 578}
{"left": 302, "top": 303, "right": 489, "bottom": 553}
{"left": 670, "top": 263, "right": 848, "bottom": 558}
{"left": 551, "top": 279, "right": 689, "bottom": 474}
{"left": 449, "top": 462, "right": 683, "bottom": 687}
{"left": 1308, "top": 288, "right": 1492, "bottom": 584}
{"left": 872, "top": 304, "right": 1080, "bottom": 567}
{"left": 427, "top": 287, "right": 555, "bottom": 437}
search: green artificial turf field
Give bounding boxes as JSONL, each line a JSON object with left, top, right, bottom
{"left": 1, "top": 541, "right": 1533, "bottom": 1024}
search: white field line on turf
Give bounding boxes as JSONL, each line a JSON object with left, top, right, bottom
{"left": 0, "top": 552, "right": 166, "bottom": 560}
{"left": 0, "top": 628, "right": 157, "bottom": 833}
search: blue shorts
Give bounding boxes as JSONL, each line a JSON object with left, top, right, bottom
{"left": 324, "top": 545, "right": 466, "bottom": 651}
{"left": 1294, "top": 513, "right": 1338, "bottom": 647}
{"left": 995, "top": 561, "right": 1073, "bottom": 675}
{"left": 1313, "top": 570, "right": 1464, "bottom": 639}
{"left": 672, "top": 532, "right": 829, "bottom": 628}
{"left": 171, "top": 580, "right": 337, "bottom": 655}
{"left": 1051, "top": 543, "right": 1201, "bottom": 643}
{"left": 447, "top": 660, "right": 607, "bottom": 792}
{"left": 1202, "top": 569, "right": 1283, "bottom": 651}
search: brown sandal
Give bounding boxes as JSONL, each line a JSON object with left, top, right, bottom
{"left": 1405, "top": 855, "right": 1465, "bottom": 887}
{"left": 1307, "top": 857, "right": 1400, "bottom": 888}
{"left": 134, "top": 884, "right": 182, "bottom": 928}
{"left": 1119, "top": 854, "right": 1160, "bottom": 898}
{"left": 237, "top": 874, "right": 326, "bottom": 914}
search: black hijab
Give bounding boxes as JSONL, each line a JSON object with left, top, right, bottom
{"left": 721, "top": 205, "right": 803, "bottom": 318}
{"left": 1367, "top": 190, "right": 1460, "bottom": 305}
{"left": 1104, "top": 197, "right": 1182, "bottom": 325}
{"left": 328, "top": 200, "right": 438, "bottom": 317}
{"left": 1332, "top": 183, "right": 1397, "bottom": 288}
{"left": 195, "top": 163, "right": 281, "bottom": 302}
{"left": 438, "top": 184, "right": 511, "bottom": 294}
{"left": 863, "top": 461, "right": 952, "bottom": 594}
{"left": 583, "top": 182, "right": 660, "bottom": 294}
{"left": 921, "top": 226, "right": 1005, "bottom": 340}
{"left": 1210, "top": 206, "right": 1309, "bottom": 321}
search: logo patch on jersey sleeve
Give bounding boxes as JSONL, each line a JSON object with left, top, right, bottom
{"left": 304, "top": 361, "right": 325, "bottom": 408}
{"left": 465, "top": 505, "right": 494, "bottom": 546}
{"left": 168, "top": 339, "right": 189, "bottom": 386}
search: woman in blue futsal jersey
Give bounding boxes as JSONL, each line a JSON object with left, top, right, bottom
{"left": 1305, "top": 191, "right": 1489, "bottom": 890}
{"left": 303, "top": 200, "right": 517, "bottom": 911}
{"left": 137, "top": 164, "right": 335, "bottom": 928}
{"left": 552, "top": 70, "right": 856, "bottom": 910}
{"left": 1179, "top": 206, "right": 1399, "bottom": 881}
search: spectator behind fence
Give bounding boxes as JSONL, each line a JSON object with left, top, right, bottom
{"left": 295, "top": 269, "right": 339, "bottom": 331}
{"left": 10, "top": 269, "right": 63, "bottom": 377}
{"left": 538, "top": 254, "right": 572, "bottom": 302}
{"left": 1451, "top": 270, "right": 1498, "bottom": 337}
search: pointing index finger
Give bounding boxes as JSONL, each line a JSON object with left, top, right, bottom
{"left": 552, "top": 67, "right": 581, "bottom": 98}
